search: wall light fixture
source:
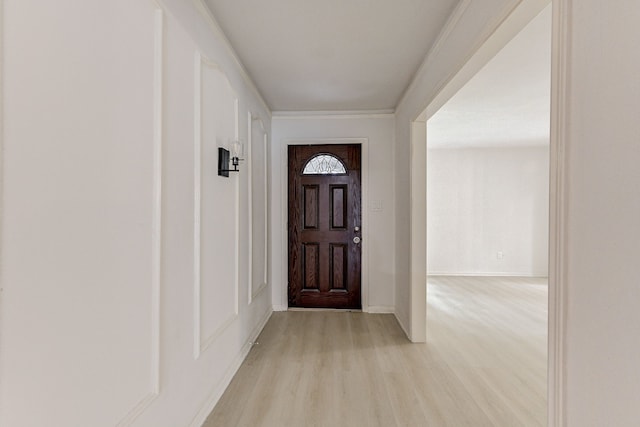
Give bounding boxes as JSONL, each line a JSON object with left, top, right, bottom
{"left": 218, "top": 140, "right": 244, "bottom": 177}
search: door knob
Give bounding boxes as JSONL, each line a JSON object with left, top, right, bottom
{"left": 353, "top": 236, "right": 361, "bottom": 244}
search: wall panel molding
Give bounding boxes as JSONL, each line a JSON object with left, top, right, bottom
{"left": 247, "top": 112, "right": 253, "bottom": 304}
{"left": 116, "top": 5, "right": 164, "bottom": 425}
{"left": 261, "top": 132, "right": 268, "bottom": 292}
{"left": 193, "top": 52, "right": 239, "bottom": 359}
{"left": 192, "top": 51, "right": 203, "bottom": 360}
{"left": 249, "top": 113, "right": 268, "bottom": 304}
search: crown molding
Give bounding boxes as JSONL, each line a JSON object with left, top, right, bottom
{"left": 395, "top": 0, "right": 472, "bottom": 111}
{"left": 272, "top": 110, "right": 395, "bottom": 120}
{"left": 192, "top": 0, "right": 272, "bottom": 118}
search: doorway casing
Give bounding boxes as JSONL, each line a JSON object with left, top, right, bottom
{"left": 405, "top": 0, "right": 564, "bottom": 425}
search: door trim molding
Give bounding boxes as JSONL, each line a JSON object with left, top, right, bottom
{"left": 280, "top": 138, "right": 370, "bottom": 311}
{"left": 408, "top": 1, "right": 563, "bottom": 425}
{"left": 409, "top": 121, "right": 427, "bottom": 343}
{"left": 247, "top": 113, "right": 269, "bottom": 305}
{"left": 548, "top": 0, "right": 570, "bottom": 425}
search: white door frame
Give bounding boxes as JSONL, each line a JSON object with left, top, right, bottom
{"left": 407, "top": 0, "right": 565, "bottom": 425}
{"left": 409, "top": 121, "right": 427, "bottom": 342}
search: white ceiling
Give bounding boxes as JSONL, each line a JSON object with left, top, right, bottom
{"left": 205, "top": 0, "right": 459, "bottom": 111}
{"left": 427, "top": 5, "right": 551, "bottom": 148}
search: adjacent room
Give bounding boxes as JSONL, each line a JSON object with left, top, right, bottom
{"left": 425, "top": 5, "right": 551, "bottom": 425}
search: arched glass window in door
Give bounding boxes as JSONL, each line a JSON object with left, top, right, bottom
{"left": 302, "top": 154, "right": 347, "bottom": 175}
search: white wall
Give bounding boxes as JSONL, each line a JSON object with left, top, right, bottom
{"left": 427, "top": 146, "right": 549, "bottom": 276}
{"left": 270, "top": 114, "right": 396, "bottom": 312}
{"left": 558, "top": 1, "right": 640, "bottom": 425}
{"left": 0, "top": 1, "right": 271, "bottom": 426}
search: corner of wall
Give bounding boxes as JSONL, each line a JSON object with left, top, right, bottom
{"left": 188, "top": 307, "right": 272, "bottom": 427}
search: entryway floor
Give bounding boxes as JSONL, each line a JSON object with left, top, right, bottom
{"left": 203, "top": 276, "right": 547, "bottom": 426}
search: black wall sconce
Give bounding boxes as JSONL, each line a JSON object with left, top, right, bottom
{"left": 218, "top": 141, "right": 244, "bottom": 177}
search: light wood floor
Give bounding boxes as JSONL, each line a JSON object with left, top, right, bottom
{"left": 203, "top": 276, "right": 548, "bottom": 427}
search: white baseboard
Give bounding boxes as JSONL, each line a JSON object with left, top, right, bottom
{"left": 274, "top": 305, "right": 395, "bottom": 314}
{"left": 365, "top": 306, "right": 395, "bottom": 314}
{"left": 393, "top": 311, "right": 411, "bottom": 340}
{"left": 188, "top": 308, "right": 272, "bottom": 427}
{"left": 428, "top": 271, "right": 548, "bottom": 278}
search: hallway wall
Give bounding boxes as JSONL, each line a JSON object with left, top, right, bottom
{"left": 559, "top": 1, "right": 640, "bottom": 425}
{"left": 0, "top": 1, "right": 271, "bottom": 426}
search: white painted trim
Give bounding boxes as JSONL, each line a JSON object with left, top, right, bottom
{"left": 117, "top": 8, "right": 164, "bottom": 425}
{"left": 261, "top": 132, "right": 268, "bottom": 293}
{"left": 150, "top": 5, "right": 163, "bottom": 397}
{"left": 272, "top": 305, "right": 288, "bottom": 312}
{"left": 406, "top": 0, "right": 558, "bottom": 421}
{"left": 0, "top": 0, "right": 5, "bottom": 421}
{"left": 425, "top": 0, "right": 472, "bottom": 65}
{"left": 199, "top": 315, "right": 237, "bottom": 353}
{"left": 272, "top": 110, "right": 395, "bottom": 119}
{"left": 116, "top": 392, "right": 159, "bottom": 427}
{"left": 394, "top": 312, "right": 411, "bottom": 339}
{"left": 396, "top": 0, "right": 472, "bottom": 110}
{"left": 366, "top": 306, "right": 395, "bottom": 314}
{"left": 405, "top": 0, "right": 551, "bottom": 122}
{"left": 233, "top": 99, "right": 239, "bottom": 140}
{"left": 548, "top": 0, "right": 570, "bottom": 425}
{"left": 192, "top": 51, "right": 203, "bottom": 360}
{"left": 192, "top": 54, "right": 240, "bottom": 358}
{"left": 234, "top": 102, "right": 240, "bottom": 310}
{"left": 192, "top": 0, "right": 272, "bottom": 116}
{"left": 248, "top": 114, "right": 269, "bottom": 304}
{"left": 252, "top": 282, "right": 268, "bottom": 300}
{"left": 279, "top": 138, "right": 370, "bottom": 311}
{"left": 253, "top": 117, "right": 266, "bottom": 132}
{"left": 427, "top": 272, "right": 549, "bottom": 278}
{"left": 409, "top": 121, "right": 427, "bottom": 343}
{"left": 188, "top": 308, "right": 273, "bottom": 427}
{"left": 247, "top": 112, "right": 253, "bottom": 305}
{"left": 0, "top": 0, "right": 6, "bottom": 421}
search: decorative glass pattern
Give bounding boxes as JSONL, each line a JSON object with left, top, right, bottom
{"left": 302, "top": 154, "right": 347, "bottom": 175}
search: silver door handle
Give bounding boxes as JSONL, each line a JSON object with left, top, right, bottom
{"left": 353, "top": 236, "right": 361, "bottom": 244}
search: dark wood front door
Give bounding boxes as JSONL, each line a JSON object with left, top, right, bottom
{"left": 288, "top": 144, "right": 362, "bottom": 309}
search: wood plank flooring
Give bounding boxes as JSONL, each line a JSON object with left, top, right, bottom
{"left": 203, "top": 276, "right": 548, "bottom": 427}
